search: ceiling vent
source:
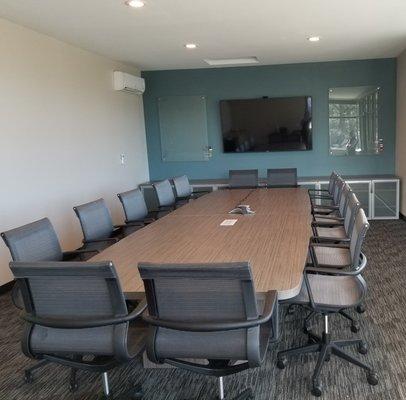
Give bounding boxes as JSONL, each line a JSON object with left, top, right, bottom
{"left": 204, "top": 57, "right": 259, "bottom": 66}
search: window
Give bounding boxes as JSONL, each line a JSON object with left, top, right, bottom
{"left": 329, "top": 86, "right": 380, "bottom": 156}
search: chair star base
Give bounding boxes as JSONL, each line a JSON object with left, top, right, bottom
{"left": 276, "top": 315, "right": 378, "bottom": 397}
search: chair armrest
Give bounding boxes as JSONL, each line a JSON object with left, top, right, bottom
{"left": 313, "top": 215, "right": 344, "bottom": 222}
{"left": 63, "top": 249, "right": 100, "bottom": 258}
{"left": 120, "top": 221, "right": 145, "bottom": 228}
{"left": 142, "top": 290, "right": 277, "bottom": 332}
{"left": 84, "top": 237, "right": 119, "bottom": 244}
{"left": 22, "top": 298, "right": 148, "bottom": 329}
{"left": 192, "top": 190, "right": 211, "bottom": 194}
{"left": 143, "top": 217, "right": 156, "bottom": 224}
{"left": 158, "top": 205, "right": 175, "bottom": 211}
{"left": 312, "top": 236, "right": 350, "bottom": 243}
{"left": 305, "top": 254, "right": 366, "bottom": 275}
{"left": 308, "top": 188, "right": 330, "bottom": 193}
{"left": 309, "top": 241, "right": 350, "bottom": 249}
{"left": 176, "top": 196, "right": 191, "bottom": 202}
{"left": 312, "top": 221, "right": 344, "bottom": 227}
{"left": 312, "top": 204, "right": 339, "bottom": 210}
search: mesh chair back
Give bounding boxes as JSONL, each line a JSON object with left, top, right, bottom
{"left": 267, "top": 168, "right": 297, "bottom": 188}
{"left": 153, "top": 180, "right": 175, "bottom": 207}
{"left": 73, "top": 199, "right": 114, "bottom": 242}
{"left": 10, "top": 261, "right": 128, "bottom": 357}
{"left": 349, "top": 209, "right": 369, "bottom": 268}
{"left": 229, "top": 169, "right": 258, "bottom": 189}
{"left": 328, "top": 171, "right": 339, "bottom": 194}
{"left": 333, "top": 177, "right": 345, "bottom": 205}
{"left": 173, "top": 175, "right": 192, "bottom": 198}
{"left": 338, "top": 183, "right": 351, "bottom": 217}
{"left": 117, "top": 188, "right": 148, "bottom": 223}
{"left": 1, "top": 218, "right": 63, "bottom": 262}
{"left": 344, "top": 192, "right": 361, "bottom": 238}
{"left": 139, "top": 262, "right": 262, "bottom": 364}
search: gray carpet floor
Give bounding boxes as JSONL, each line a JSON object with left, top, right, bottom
{"left": 0, "top": 220, "right": 406, "bottom": 400}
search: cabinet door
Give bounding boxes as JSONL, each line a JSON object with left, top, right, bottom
{"left": 347, "top": 181, "right": 371, "bottom": 219}
{"left": 372, "top": 180, "right": 399, "bottom": 219}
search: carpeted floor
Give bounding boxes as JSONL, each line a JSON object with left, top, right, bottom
{"left": 0, "top": 220, "right": 406, "bottom": 400}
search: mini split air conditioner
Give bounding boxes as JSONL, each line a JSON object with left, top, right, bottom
{"left": 113, "top": 71, "right": 145, "bottom": 94}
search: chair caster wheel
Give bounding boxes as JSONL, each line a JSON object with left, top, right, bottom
{"left": 325, "top": 352, "right": 331, "bottom": 362}
{"left": 358, "top": 341, "right": 368, "bottom": 355}
{"left": 286, "top": 305, "right": 295, "bottom": 315}
{"left": 303, "top": 324, "right": 311, "bottom": 334}
{"left": 276, "top": 356, "right": 287, "bottom": 369}
{"left": 308, "top": 336, "right": 317, "bottom": 345}
{"left": 367, "top": 371, "right": 378, "bottom": 386}
{"left": 356, "top": 304, "right": 366, "bottom": 314}
{"left": 131, "top": 385, "right": 143, "bottom": 399}
{"left": 311, "top": 381, "right": 323, "bottom": 397}
{"left": 24, "top": 371, "right": 33, "bottom": 384}
{"left": 69, "top": 382, "right": 79, "bottom": 392}
{"left": 351, "top": 322, "right": 360, "bottom": 333}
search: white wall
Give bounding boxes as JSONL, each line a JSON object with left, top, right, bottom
{"left": 396, "top": 49, "right": 406, "bottom": 215}
{"left": 0, "top": 18, "right": 149, "bottom": 285}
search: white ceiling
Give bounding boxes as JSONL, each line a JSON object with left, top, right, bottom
{"left": 0, "top": 0, "right": 405, "bottom": 71}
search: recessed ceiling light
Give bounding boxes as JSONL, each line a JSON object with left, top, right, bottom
{"left": 185, "top": 43, "right": 197, "bottom": 49}
{"left": 125, "top": 0, "right": 145, "bottom": 8}
{"left": 308, "top": 36, "right": 320, "bottom": 42}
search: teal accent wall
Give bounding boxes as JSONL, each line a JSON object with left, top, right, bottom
{"left": 142, "top": 58, "right": 396, "bottom": 180}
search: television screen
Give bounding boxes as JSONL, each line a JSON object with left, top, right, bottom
{"left": 220, "top": 96, "right": 312, "bottom": 153}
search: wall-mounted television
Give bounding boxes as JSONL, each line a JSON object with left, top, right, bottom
{"left": 220, "top": 96, "right": 312, "bottom": 153}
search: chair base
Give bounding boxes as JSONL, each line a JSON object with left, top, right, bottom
{"left": 277, "top": 315, "right": 378, "bottom": 397}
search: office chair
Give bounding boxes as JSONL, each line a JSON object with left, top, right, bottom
{"left": 311, "top": 177, "right": 346, "bottom": 221}
{"left": 229, "top": 169, "right": 259, "bottom": 189}
{"left": 74, "top": 198, "right": 129, "bottom": 253}
{"left": 1, "top": 217, "right": 97, "bottom": 309}
{"left": 266, "top": 168, "right": 298, "bottom": 188}
{"left": 312, "top": 191, "right": 361, "bottom": 241}
{"left": 138, "top": 262, "right": 278, "bottom": 400}
{"left": 172, "top": 175, "right": 210, "bottom": 202}
{"left": 277, "top": 211, "right": 378, "bottom": 396}
{"left": 308, "top": 171, "right": 338, "bottom": 202}
{"left": 312, "top": 180, "right": 350, "bottom": 222}
{"left": 117, "top": 188, "right": 156, "bottom": 230}
{"left": 152, "top": 179, "right": 182, "bottom": 216}
{"left": 10, "top": 260, "right": 147, "bottom": 399}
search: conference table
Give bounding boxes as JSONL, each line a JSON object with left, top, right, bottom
{"left": 92, "top": 188, "right": 312, "bottom": 300}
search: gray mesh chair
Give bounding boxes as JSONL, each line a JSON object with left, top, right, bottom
{"left": 74, "top": 199, "right": 126, "bottom": 253}
{"left": 266, "top": 168, "right": 298, "bottom": 188}
{"left": 10, "top": 260, "right": 147, "bottom": 399}
{"left": 308, "top": 171, "right": 338, "bottom": 201}
{"left": 172, "top": 175, "right": 210, "bottom": 202}
{"left": 152, "top": 179, "right": 180, "bottom": 216}
{"left": 277, "top": 245, "right": 378, "bottom": 396}
{"left": 312, "top": 191, "right": 361, "bottom": 241}
{"left": 1, "top": 218, "right": 97, "bottom": 309}
{"left": 117, "top": 188, "right": 156, "bottom": 230}
{"left": 138, "top": 262, "right": 278, "bottom": 400}
{"left": 229, "top": 169, "right": 259, "bottom": 189}
{"left": 311, "top": 177, "right": 346, "bottom": 220}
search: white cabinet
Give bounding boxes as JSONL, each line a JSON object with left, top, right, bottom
{"left": 371, "top": 180, "right": 399, "bottom": 219}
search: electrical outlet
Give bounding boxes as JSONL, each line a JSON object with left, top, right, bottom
{"left": 120, "top": 154, "right": 125, "bottom": 165}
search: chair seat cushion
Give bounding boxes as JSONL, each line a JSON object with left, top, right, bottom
{"left": 315, "top": 226, "right": 347, "bottom": 239}
{"left": 292, "top": 274, "right": 366, "bottom": 310}
{"left": 313, "top": 246, "right": 351, "bottom": 267}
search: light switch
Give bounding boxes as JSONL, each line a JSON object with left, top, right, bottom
{"left": 120, "top": 154, "right": 125, "bottom": 165}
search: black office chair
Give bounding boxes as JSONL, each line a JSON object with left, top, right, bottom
{"left": 266, "top": 168, "right": 298, "bottom": 188}
{"left": 229, "top": 169, "right": 259, "bottom": 189}
{"left": 74, "top": 198, "right": 127, "bottom": 253}
{"left": 117, "top": 188, "right": 156, "bottom": 230}
{"left": 277, "top": 210, "right": 378, "bottom": 396}
{"left": 1, "top": 217, "right": 97, "bottom": 309}
{"left": 10, "top": 260, "right": 147, "bottom": 399}
{"left": 172, "top": 175, "right": 210, "bottom": 202}
{"left": 138, "top": 262, "right": 278, "bottom": 400}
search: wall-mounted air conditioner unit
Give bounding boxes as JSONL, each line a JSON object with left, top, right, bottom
{"left": 113, "top": 71, "right": 145, "bottom": 94}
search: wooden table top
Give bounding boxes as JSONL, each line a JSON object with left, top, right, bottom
{"left": 92, "top": 188, "right": 312, "bottom": 300}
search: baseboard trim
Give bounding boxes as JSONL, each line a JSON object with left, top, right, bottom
{"left": 0, "top": 280, "right": 14, "bottom": 295}
{"left": 400, "top": 213, "right": 406, "bottom": 221}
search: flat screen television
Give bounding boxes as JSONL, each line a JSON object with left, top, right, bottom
{"left": 220, "top": 96, "right": 312, "bottom": 153}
